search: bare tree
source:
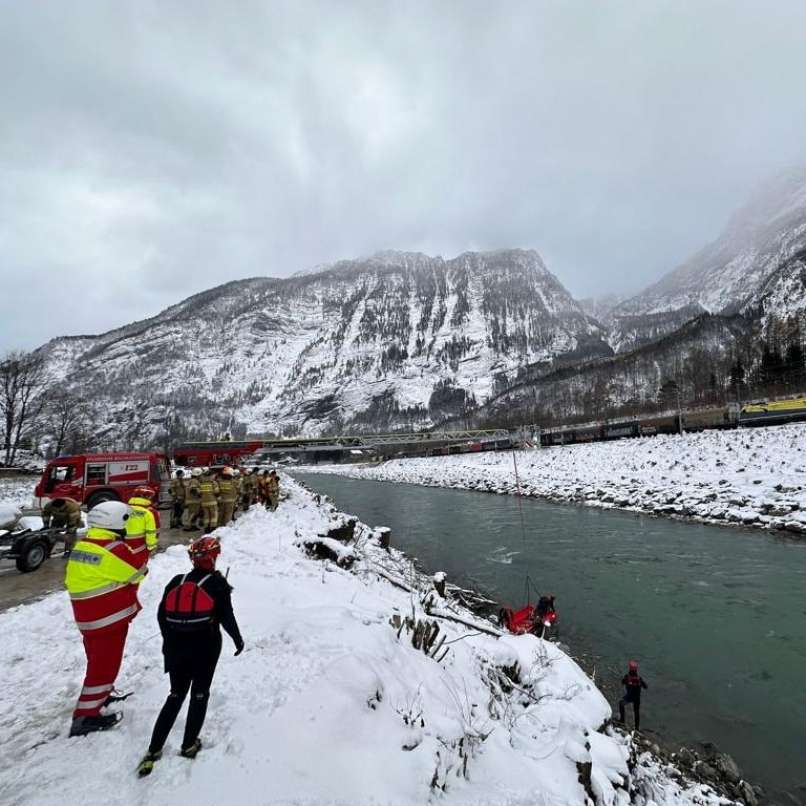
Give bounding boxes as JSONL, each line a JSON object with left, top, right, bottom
{"left": 47, "top": 390, "right": 91, "bottom": 457}
{"left": 0, "top": 350, "right": 49, "bottom": 466}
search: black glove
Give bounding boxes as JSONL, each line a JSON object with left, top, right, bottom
{"left": 234, "top": 640, "right": 245, "bottom": 657}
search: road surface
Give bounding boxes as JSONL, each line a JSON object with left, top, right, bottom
{"left": 0, "top": 525, "right": 195, "bottom": 613}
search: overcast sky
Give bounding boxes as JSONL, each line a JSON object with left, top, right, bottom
{"left": 3, "top": 1, "right": 806, "bottom": 349}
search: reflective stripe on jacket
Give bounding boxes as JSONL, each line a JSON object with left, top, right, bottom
{"left": 65, "top": 528, "right": 144, "bottom": 634}
{"left": 217, "top": 478, "right": 237, "bottom": 503}
{"left": 199, "top": 479, "right": 219, "bottom": 504}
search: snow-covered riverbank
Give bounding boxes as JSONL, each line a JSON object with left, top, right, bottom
{"left": 0, "top": 478, "right": 733, "bottom": 805}
{"left": 300, "top": 424, "right": 806, "bottom": 535}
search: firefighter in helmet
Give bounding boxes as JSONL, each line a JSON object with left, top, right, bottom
{"left": 266, "top": 469, "right": 280, "bottom": 511}
{"left": 217, "top": 467, "right": 237, "bottom": 526}
{"left": 126, "top": 486, "right": 160, "bottom": 569}
{"left": 198, "top": 468, "right": 219, "bottom": 530}
{"left": 170, "top": 470, "right": 186, "bottom": 529}
{"left": 183, "top": 468, "right": 203, "bottom": 531}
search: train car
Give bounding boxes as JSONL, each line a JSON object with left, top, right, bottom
{"left": 603, "top": 421, "right": 640, "bottom": 440}
{"left": 638, "top": 413, "right": 680, "bottom": 436}
{"left": 740, "top": 396, "right": 806, "bottom": 427}
{"left": 681, "top": 406, "right": 736, "bottom": 431}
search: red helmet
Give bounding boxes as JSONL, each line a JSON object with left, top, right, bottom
{"left": 188, "top": 535, "right": 221, "bottom": 570}
{"left": 628, "top": 660, "right": 639, "bottom": 672}
{"left": 131, "top": 486, "right": 155, "bottom": 501}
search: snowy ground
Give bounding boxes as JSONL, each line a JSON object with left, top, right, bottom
{"left": 301, "top": 424, "right": 806, "bottom": 535}
{"left": 0, "top": 478, "right": 732, "bottom": 805}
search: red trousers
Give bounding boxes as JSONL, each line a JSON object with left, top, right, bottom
{"left": 74, "top": 623, "right": 130, "bottom": 718}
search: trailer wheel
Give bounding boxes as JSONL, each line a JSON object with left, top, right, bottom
{"left": 16, "top": 540, "right": 49, "bottom": 573}
{"left": 86, "top": 490, "right": 119, "bottom": 509}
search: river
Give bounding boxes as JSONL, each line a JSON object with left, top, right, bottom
{"left": 295, "top": 472, "right": 806, "bottom": 804}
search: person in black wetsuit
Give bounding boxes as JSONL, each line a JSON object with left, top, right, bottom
{"left": 138, "top": 535, "right": 244, "bottom": 776}
{"left": 618, "top": 660, "right": 648, "bottom": 731}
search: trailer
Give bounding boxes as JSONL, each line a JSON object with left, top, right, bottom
{"left": 0, "top": 522, "right": 68, "bottom": 573}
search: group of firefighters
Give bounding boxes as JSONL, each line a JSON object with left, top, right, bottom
{"left": 169, "top": 466, "right": 281, "bottom": 531}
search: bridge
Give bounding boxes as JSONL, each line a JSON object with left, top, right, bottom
{"left": 175, "top": 428, "right": 517, "bottom": 466}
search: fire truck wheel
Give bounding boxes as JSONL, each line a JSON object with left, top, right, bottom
{"left": 16, "top": 540, "right": 49, "bottom": 573}
{"left": 86, "top": 490, "right": 120, "bottom": 509}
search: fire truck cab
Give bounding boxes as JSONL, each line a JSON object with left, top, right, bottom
{"left": 34, "top": 452, "right": 172, "bottom": 509}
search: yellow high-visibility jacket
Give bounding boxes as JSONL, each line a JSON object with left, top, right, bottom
{"left": 65, "top": 527, "right": 145, "bottom": 634}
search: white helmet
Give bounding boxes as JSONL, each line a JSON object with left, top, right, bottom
{"left": 191, "top": 467, "right": 203, "bottom": 477}
{"left": 87, "top": 501, "right": 132, "bottom": 531}
{"left": 232, "top": 469, "right": 241, "bottom": 477}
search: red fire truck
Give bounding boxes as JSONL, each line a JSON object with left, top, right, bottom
{"left": 172, "top": 441, "right": 264, "bottom": 468}
{"left": 34, "top": 452, "right": 172, "bottom": 509}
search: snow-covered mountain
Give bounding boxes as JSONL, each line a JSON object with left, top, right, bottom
{"left": 610, "top": 166, "right": 806, "bottom": 352}
{"left": 39, "top": 249, "right": 608, "bottom": 441}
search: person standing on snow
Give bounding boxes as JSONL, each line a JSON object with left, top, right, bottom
{"left": 125, "top": 486, "right": 160, "bottom": 569}
{"left": 618, "top": 660, "right": 648, "bottom": 731}
{"left": 137, "top": 535, "right": 244, "bottom": 776}
{"left": 239, "top": 468, "right": 254, "bottom": 510}
{"left": 64, "top": 501, "right": 145, "bottom": 737}
{"left": 266, "top": 469, "right": 280, "bottom": 511}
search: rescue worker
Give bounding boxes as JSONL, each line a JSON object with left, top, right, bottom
{"left": 618, "top": 660, "right": 648, "bottom": 731}
{"left": 536, "top": 594, "right": 556, "bottom": 621}
{"left": 257, "top": 469, "right": 269, "bottom": 505}
{"left": 126, "top": 486, "right": 159, "bottom": 570}
{"left": 217, "top": 467, "right": 238, "bottom": 526}
{"left": 41, "top": 497, "right": 82, "bottom": 554}
{"left": 266, "top": 469, "right": 280, "bottom": 511}
{"left": 240, "top": 468, "right": 254, "bottom": 510}
{"left": 251, "top": 467, "right": 261, "bottom": 506}
{"left": 199, "top": 468, "right": 219, "bottom": 531}
{"left": 231, "top": 469, "right": 242, "bottom": 515}
{"left": 183, "top": 468, "right": 203, "bottom": 531}
{"left": 65, "top": 501, "right": 145, "bottom": 736}
{"left": 170, "top": 470, "right": 186, "bottom": 529}
{"left": 137, "top": 535, "right": 244, "bottom": 776}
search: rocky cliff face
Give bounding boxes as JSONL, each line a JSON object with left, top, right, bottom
{"left": 609, "top": 167, "right": 806, "bottom": 352}
{"left": 38, "top": 249, "right": 608, "bottom": 442}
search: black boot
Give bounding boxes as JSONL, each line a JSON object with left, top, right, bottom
{"left": 69, "top": 713, "right": 121, "bottom": 737}
{"left": 180, "top": 738, "right": 202, "bottom": 759}
{"left": 137, "top": 750, "right": 162, "bottom": 777}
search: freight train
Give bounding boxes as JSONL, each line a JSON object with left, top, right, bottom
{"left": 539, "top": 396, "right": 806, "bottom": 447}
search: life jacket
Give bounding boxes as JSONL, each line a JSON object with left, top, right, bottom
{"left": 164, "top": 573, "right": 216, "bottom": 631}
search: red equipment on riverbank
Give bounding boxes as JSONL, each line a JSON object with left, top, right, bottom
{"left": 499, "top": 595, "right": 558, "bottom": 639}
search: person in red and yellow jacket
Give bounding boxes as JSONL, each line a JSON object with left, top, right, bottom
{"left": 65, "top": 501, "right": 146, "bottom": 737}
{"left": 125, "top": 486, "right": 160, "bottom": 570}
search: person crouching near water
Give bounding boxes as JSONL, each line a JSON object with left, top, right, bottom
{"left": 618, "top": 660, "right": 648, "bottom": 731}
{"left": 137, "top": 535, "right": 244, "bottom": 776}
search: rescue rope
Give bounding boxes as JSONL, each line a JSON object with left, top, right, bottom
{"left": 511, "top": 448, "right": 527, "bottom": 544}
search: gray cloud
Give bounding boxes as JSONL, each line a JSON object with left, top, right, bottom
{"left": 2, "top": 0, "right": 806, "bottom": 348}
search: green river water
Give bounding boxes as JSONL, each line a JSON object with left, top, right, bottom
{"left": 296, "top": 472, "right": 806, "bottom": 804}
